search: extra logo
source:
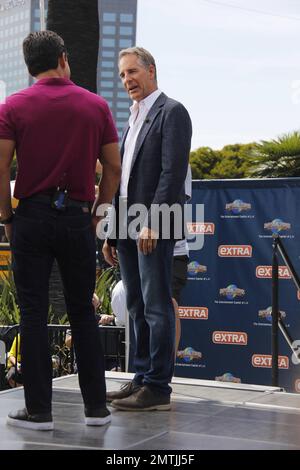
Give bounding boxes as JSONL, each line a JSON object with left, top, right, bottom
{"left": 212, "top": 331, "right": 248, "bottom": 345}
{"left": 219, "top": 284, "right": 245, "bottom": 300}
{"left": 178, "top": 307, "right": 208, "bottom": 320}
{"left": 256, "top": 266, "right": 291, "bottom": 279}
{"left": 176, "top": 347, "right": 202, "bottom": 363}
{"left": 215, "top": 372, "right": 241, "bottom": 383}
{"left": 218, "top": 245, "right": 252, "bottom": 257}
{"left": 258, "top": 306, "right": 286, "bottom": 322}
{"left": 252, "top": 354, "right": 289, "bottom": 369}
{"left": 188, "top": 261, "right": 207, "bottom": 276}
{"left": 225, "top": 200, "right": 251, "bottom": 214}
{"left": 187, "top": 223, "right": 215, "bottom": 235}
{"left": 264, "top": 219, "right": 291, "bottom": 235}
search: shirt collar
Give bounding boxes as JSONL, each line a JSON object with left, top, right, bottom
{"left": 34, "top": 78, "right": 74, "bottom": 86}
{"left": 130, "top": 89, "right": 162, "bottom": 115}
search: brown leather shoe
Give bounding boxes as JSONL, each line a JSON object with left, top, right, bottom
{"left": 111, "top": 385, "right": 171, "bottom": 411}
{"left": 106, "top": 381, "right": 141, "bottom": 402}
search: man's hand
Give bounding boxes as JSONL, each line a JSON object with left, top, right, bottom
{"left": 138, "top": 227, "right": 158, "bottom": 255}
{"left": 99, "top": 314, "right": 115, "bottom": 326}
{"left": 4, "top": 223, "right": 13, "bottom": 243}
{"left": 102, "top": 239, "right": 118, "bottom": 266}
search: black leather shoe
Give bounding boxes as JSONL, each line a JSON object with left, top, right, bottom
{"left": 111, "top": 385, "right": 171, "bottom": 411}
{"left": 84, "top": 406, "right": 111, "bottom": 426}
{"left": 7, "top": 408, "right": 53, "bottom": 431}
{"left": 106, "top": 381, "right": 141, "bottom": 402}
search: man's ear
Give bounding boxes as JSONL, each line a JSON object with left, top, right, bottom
{"left": 149, "top": 64, "right": 156, "bottom": 80}
{"left": 58, "top": 53, "right": 67, "bottom": 69}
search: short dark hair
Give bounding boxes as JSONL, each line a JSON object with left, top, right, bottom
{"left": 23, "top": 30, "right": 67, "bottom": 77}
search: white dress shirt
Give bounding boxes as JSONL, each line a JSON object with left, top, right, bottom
{"left": 120, "top": 89, "right": 162, "bottom": 198}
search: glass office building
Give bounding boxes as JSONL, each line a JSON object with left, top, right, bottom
{"left": 0, "top": 0, "right": 137, "bottom": 134}
{"left": 98, "top": 0, "right": 137, "bottom": 137}
{"left": 0, "top": 0, "right": 47, "bottom": 97}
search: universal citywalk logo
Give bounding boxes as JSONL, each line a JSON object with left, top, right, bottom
{"left": 176, "top": 347, "right": 205, "bottom": 368}
{"left": 253, "top": 306, "right": 288, "bottom": 328}
{"left": 259, "top": 218, "right": 293, "bottom": 239}
{"left": 215, "top": 372, "right": 241, "bottom": 383}
{"left": 187, "top": 261, "right": 210, "bottom": 281}
{"left": 96, "top": 200, "right": 205, "bottom": 251}
{"left": 221, "top": 199, "right": 254, "bottom": 219}
{"left": 215, "top": 284, "right": 248, "bottom": 305}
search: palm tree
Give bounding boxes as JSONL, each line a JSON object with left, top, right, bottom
{"left": 250, "top": 131, "right": 300, "bottom": 178}
{"left": 47, "top": 0, "right": 99, "bottom": 92}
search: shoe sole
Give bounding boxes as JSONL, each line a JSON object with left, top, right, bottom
{"left": 7, "top": 417, "right": 54, "bottom": 431}
{"left": 110, "top": 403, "right": 171, "bottom": 411}
{"left": 85, "top": 415, "right": 111, "bottom": 426}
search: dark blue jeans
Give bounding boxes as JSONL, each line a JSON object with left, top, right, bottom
{"left": 117, "top": 238, "right": 176, "bottom": 395}
{"left": 11, "top": 200, "right": 106, "bottom": 414}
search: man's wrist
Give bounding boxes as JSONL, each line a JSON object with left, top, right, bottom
{"left": 0, "top": 213, "right": 14, "bottom": 225}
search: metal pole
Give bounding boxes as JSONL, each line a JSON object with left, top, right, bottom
{"left": 39, "top": 0, "right": 45, "bottom": 31}
{"left": 272, "top": 236, "right": 279, "bottom": 387}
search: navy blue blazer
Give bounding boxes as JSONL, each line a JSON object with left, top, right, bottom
{"left": 108, "top": 92, "right": 192, "bottom": 245}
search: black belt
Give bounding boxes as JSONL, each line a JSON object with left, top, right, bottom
{"left": 22, "top": 193, "right": 91, "bottom": 209}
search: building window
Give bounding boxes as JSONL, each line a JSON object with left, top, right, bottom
{"left": 117, "top": 101, "right": 129, "bottom": 109}
{"left": 103, "top": 12, "right": 116, "bottom": 22}
{"left": 100, "top": 80, "right": 114, "bottom": 88}
{"left": 102, "top": 38, "right": 115, "bottom": 47}
{"left": 101, "top": 91, "right": 113, "bottom": 98}
{"left": 120, "top": 14, "right": 133, "bottom": 23}
{"left": 119, "top": 26, "right": 133, "bottom": 36}
{"left": 101, "top": 60, "right": 114, "bottom": 68}
{"left": 102, "top": 50, "right": 115, "bottom": 58}
{"left": 119, "top": 39, "right": 132, "bottom": 48}
{"left": 103, "top": 25, "right": 116, "bottom": 35}
{"left": 101, "top": 71, "right": 114, "bottom": 78}
{"left": 117, "top": 112, "right": 129, "bottom": 119}
{"left": 117, "top": 91, "right": 128, "bottom": 99}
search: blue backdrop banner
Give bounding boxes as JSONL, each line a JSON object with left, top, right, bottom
{"left": 174, "top": 178, "right": 300, "bottom": 392}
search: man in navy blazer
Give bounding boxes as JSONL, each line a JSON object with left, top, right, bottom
{"left": 103, "top": 47, "right": 192, "bottom": 411}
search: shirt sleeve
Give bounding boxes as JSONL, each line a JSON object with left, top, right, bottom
{"left": 0, "top": 101, "right": 16, "bottom": 140}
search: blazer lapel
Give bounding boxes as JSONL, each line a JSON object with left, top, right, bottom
{"left": 120, "top": 125, "right": 130, "bottom": 160}
{"left": 130, "top": 92, "right": 167, "bottom": 171}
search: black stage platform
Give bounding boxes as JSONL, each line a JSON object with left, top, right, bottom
{"left": 0, "top": 372, "right": 300, "bottom": 450}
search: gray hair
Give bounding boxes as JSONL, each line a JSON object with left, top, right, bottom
{"left": 119, "top": 47, "right": 157, "bottom": 81}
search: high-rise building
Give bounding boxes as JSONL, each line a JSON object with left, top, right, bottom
{"left": 0, "top": 0, "right": 48, "bottom": 97}
{"left": 97, "top": 0, "right": 137, "bottom": 137}
{"left": 0, "top": 0, "right": 137, "bottom": 135}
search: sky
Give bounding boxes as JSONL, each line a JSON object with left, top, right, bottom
{"left": 136, "top": 0, "right": 300, "bottom": 151}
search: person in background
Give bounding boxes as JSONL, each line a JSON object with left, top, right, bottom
{"left": 6, "top": 334, "right": 22, "bottom": 388}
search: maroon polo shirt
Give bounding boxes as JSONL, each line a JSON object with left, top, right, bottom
{"left": 0, "top": 78, "right": 118, "bottom": 201}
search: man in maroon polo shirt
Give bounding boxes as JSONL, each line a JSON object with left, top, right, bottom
{"left": 0, "top": 31, "right": 121, "bottom": 430}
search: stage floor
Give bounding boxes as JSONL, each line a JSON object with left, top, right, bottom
{"left": 0, "top": 372, "right": 300, "bottom": 450}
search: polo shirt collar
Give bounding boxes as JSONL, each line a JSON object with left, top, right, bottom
{"left": 34, "top": 78, "right": 74, "bottom": 86}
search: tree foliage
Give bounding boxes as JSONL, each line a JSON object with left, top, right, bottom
{"left": 190, "top": 143, "right": 256, "bottom": 179}
{"left": 250, "top": 131, "right": 300, "bottom": 178}
{"left": 47, "top": 0, "right": 99, "bottom": 92}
